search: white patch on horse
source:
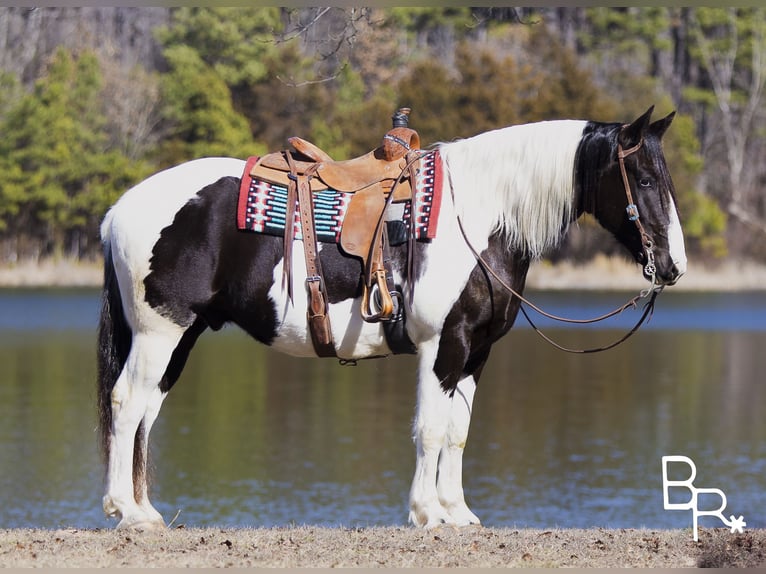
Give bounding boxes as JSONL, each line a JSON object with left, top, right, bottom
{"left": 667, "top": 194, "right": 687, "bottom": 277}
{"left": 439, "top": 120, "right": 586, "bottom": 258}
{"left": 409, "top": 336, "right": 454, "bottom": 527}
{"left": 406, "top": 186, "right": 486, "bottom": 339}
{"left": 268, "top": 242, "right": 392, "bottom": 359}
{"left": 436, "top": 375, "right": 480, "bottom": 525}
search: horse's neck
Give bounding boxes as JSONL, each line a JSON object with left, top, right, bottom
{"left": 440, "top": 120, "right": 586, "bottom": 258}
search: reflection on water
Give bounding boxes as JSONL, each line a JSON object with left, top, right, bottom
{"left": 0, "top": 289, "right": 764, "bottom": 530}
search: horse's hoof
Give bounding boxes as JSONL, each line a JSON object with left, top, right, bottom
{"left": 445, "top": 505, "right": 481, "bottom": 527}
{"left": 116, "top": 517, "right": 166, "bottom": 531}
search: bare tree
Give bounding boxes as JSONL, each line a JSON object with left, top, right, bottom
{"left": 100, "top": 55, "right": 164, "bottom": 160}
{"left": 689, "top": 8, "right": 766, "bottom": 235}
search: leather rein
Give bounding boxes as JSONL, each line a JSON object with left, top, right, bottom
{"left": 447, "top": 132, "right": 664, "bottom": 354}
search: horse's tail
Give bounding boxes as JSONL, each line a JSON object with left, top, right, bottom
{"left": 97, "top": 222, "right": 133, "bottom": 466}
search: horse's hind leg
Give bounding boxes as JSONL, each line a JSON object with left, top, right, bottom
{"left": 133, "top": 384, "right": 166, "bottom": 521}
{"left": 436, "top": 374, "right": 480, "bottom": 526}
{"left": 132, "top": 319, "right": 207, "bottom": 523}
{"left": 103, "top": 328, "right": 183, "bottom": 529}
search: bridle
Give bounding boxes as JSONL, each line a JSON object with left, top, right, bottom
{"left": 617, "top": 130, "right": 658, "bottom": 294}
{"left": 447, "top": 127, "right": 665, "bottom": 354}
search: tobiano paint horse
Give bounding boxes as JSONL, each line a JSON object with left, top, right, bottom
{"left": 98, "top": 106, "right": 687, "bottom": 530}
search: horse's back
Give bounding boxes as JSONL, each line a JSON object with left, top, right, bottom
{"left": 102, "top": 157, "right": 245, "bottom": 242}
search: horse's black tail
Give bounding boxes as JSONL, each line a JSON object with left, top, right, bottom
{"left": 97, "top": 237, "right": 133, "bottom": 466}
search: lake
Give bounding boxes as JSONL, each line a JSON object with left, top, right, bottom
{"left": 0, "top": 287, "right": 764, "bottom": 530}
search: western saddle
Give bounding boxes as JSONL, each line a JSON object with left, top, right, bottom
{"left": 248, "top": 108, "right": 422, "bottom": 357}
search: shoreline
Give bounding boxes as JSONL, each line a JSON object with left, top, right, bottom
{"left": 2, "top": 255, "right": 766, "bottom": 291}
{"left": 0, "top": 526, "right": 763, "bottom": 568}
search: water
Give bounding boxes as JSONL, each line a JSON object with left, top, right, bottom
{"left": 0, "top": 287, "right": 764, "bottom": 530}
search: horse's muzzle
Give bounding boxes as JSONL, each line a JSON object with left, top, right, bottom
{"left": 653, "top": 260, "right": 686, "bottom": 286}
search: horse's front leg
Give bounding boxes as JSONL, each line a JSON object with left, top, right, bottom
{"left": 436, "top": 374, "right": 481, "bottom": 526}
{"left": 409, "top": 339, "right": 455, "bottom": 528}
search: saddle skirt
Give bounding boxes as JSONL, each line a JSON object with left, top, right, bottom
{"left": 237, "top": 149, "right": 443, "bottom": 245}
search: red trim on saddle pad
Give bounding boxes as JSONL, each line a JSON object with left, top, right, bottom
{"left": 237, "top": 156, "right": 260, "bottom": 230}
{"left": 420, "top": 150, "right": 442, "bottom": 240}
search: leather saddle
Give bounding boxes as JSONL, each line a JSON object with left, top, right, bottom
{"left": 247, "top": 108, "right": 422, "bottom": 357}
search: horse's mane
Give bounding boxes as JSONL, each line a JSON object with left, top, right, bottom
{"left": 438, "top": 120, "right": 587, "bottom": 258}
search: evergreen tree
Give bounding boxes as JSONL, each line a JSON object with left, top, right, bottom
{"left": 0, "top": 48, "right": 147, "bottom": 259}
{"left": 154, "top": 7, "right": 290, "bottom": 163}
{"left": 156, "top": 44, "right": 256, "bottom": 164}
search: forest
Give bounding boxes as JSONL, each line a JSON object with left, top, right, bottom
{"left": 0, "top": 7, "right": 764, "bottom": 266}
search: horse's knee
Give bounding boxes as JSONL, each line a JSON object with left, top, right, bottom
{"left": 414, "top": 422, "right": 447, "bottom": 450}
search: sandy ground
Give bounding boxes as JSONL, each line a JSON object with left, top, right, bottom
{"left": 0, "top": 525, "right": 764, "bottom": 568}
{"left": 2, "top": 255, "right": 766, "bottom": 291}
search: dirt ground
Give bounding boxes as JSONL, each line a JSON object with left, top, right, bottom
{"left": 1, "top": 525, "right": 764, "bottom": 568}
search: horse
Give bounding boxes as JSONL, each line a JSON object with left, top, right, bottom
{"left": 97, "top": 106, "right": 687, "bottom": 530}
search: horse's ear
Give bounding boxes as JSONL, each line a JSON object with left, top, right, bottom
{"left": 650, "top": 110, "right": 676, "bottom": 140}
{"left": 619, "top": 106, "right": 654, "bottom": 149}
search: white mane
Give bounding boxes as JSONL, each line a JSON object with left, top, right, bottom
{"left": 438, "top": 120, "right": 587, "bottom": 258}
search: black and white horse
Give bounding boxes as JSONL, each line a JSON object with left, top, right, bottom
{"left": 98, "top": 106, "right": 686, "bottom": 530}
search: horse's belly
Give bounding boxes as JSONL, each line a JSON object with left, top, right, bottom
{"left": 269, "top": 296, "right": 392, "bottom": 359}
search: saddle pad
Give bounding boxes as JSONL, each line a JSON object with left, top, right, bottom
{"left": 236, "top": 150, "right": 443, "bottom": 243}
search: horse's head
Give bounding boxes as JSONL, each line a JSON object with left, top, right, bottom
{"left": 578, "top": 106, "right": 687, "bottom": 286}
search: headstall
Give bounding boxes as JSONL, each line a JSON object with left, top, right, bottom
{"left": 617, "top": 126, "right": 658, "bottom": 293}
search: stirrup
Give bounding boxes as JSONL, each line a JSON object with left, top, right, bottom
{"left": 361, "top": 270, "right": 396, "bottom": 323}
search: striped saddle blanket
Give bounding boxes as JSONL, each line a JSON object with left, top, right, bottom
{"left": 236, "top": 150, "right": 443, "bottom": 244}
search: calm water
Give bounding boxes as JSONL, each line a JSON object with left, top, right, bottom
{"left": 0, "top": 287, "right": 764, "bottom": 530}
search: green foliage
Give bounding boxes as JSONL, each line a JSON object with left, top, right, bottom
{"left": 681, "top": 192, "right": 728, "bottom": 259}
{"left": 0, "top": 48, "right": 150, "bottom": 258}
{"left": 153, "top": 7, "right": 296, "bottom": 162}
{"left": 395, "top": 59, "right": 458, "bottom": 143}
{"left": 156, "top": 7, "right": 283, "bottom": 88}
{"left": 452, "top": 44, "right": 526, "bottom": 134}
{"left": 582, "top": 7, "right": 673, "bottom": 56}
{"left": 685, "top": 7, "right": 766, "bottom": 107}
{"left": 308, "top": 65, "right": 366, "bottom": 159}
{"left": 388, "top": 7, "right": 475, "bottom": 36}
{"left": 522, "top": 27, "right": 619, "bottom": 122}
{"left": 0, "top": 70, "right": 21, "bottom": 119}
{"left": 157, "top": 44, "right": 255, "bottom": 164}
{"left": 243, "top": 41, "right": 332, "bottom": 154}
{"left": 659, "top": 110, "right": 727, "bottom": 259}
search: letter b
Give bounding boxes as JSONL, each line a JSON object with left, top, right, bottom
{"left": 662, "top": 455, "right": 697, "bottom": 510}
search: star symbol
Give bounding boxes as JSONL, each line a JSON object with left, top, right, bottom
{"left": 728, "top": 514, "right": 746, "bottom": 534}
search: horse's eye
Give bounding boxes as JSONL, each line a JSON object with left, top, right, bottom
{"left": 639, "top": 177, "right": 653, "bottom": 188}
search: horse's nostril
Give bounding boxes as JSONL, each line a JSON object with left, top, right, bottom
{"left": 662, "top": 263, "right": 685, "bottom": 286}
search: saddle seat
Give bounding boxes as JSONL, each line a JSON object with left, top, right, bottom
{"left": 250, "top": 127, "right": 420, "bottom": 202}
